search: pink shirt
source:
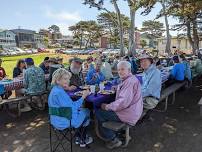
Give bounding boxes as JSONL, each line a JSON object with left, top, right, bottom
{"left": 106, "top": 74, "right": 143, "bottom": 126}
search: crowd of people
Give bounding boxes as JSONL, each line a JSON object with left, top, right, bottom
{"left": 0, "top": 52, "right": 202, "bottom": 149}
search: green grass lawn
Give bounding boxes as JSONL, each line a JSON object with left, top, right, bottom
{"left": 0, "top": 53, "right": 90, "bottom": 78}
{"left": 1, "top": 53, "right": 57, "bottom": 78}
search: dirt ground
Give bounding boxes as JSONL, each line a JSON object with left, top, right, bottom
{"left": 0, "top": 78, "right": 202, "bottom": 152}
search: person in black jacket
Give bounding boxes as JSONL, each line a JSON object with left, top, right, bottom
{"left": 39, "top": 57, "right": 50, "bottom": 74}
{"left": 13, "top": 59, "right": 26, "bottom": 78}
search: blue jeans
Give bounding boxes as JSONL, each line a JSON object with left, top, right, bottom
{"left": 95, "top": 109, "right": 121, "bottom": 140}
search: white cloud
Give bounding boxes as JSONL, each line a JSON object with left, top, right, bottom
{"left": 45, "top": 9, "right": 81, "bottom": 22}
{"left": 56, "top": 23, "right": 72, "bottom": 35}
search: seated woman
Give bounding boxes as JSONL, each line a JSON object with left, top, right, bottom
{"left": 86, "top": 62, "right": 105, "bottom": 85}
{"left": 95, "top": 61, "right": 143, "bottom": 149}
{"left": 48, "top": 68, "right": 93, "bottom": 147}
{"left": 13, "top": 59, "right": 26, "bottom": 78}
{"left": 0, "top": 59, "right": 6, "bottom": 80}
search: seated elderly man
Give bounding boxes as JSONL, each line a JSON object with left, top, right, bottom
{"left": 95, "top": 61, "right": 143, "bottom": 149}
{"left": 86, "top": 61, "right": 105, "bottom": 85}
{"left": 140, "top": 54, "right": 162, "bottom": 113}
{"left": 68, "top": 57, "right": 84, "bottom": 88}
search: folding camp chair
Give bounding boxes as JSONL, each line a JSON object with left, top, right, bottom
{"left": 49, "top": 107, "right": 88, "bottom": 152}
{"left": 49, "top": 107, "right": 73, "bottom": 152}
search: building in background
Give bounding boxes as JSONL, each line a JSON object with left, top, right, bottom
{"left": 54, "top": 35, "right": 73, "bottom": 47}
{"left": 11, "top": 29, "right": 44, "bottom": 48}
{"left": 39, "top": 29, "right": 52, "bottom": 39}
{"left": 0, "top": 30, "right": 16, "bottom": 49}
{"left": 140, "top": 33, "right": 157, "bottom": 49}
{"left": 34, "top": 33, "right": 45, "bottom": 48}
{"left": 99, "top": 31, "right": 141, "bottom": 49}
{"left": 157, "top": 36, "right": 202, "bottom": 54}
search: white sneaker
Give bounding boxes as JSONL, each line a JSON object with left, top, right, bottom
{"left": 80, "top": 136, "right": 93, "bottom": 148}
{"left": 75, "top": 137, "right": 80, "bottom": 145}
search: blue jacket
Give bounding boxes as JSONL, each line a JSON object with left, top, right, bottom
{"left": 142, "top": 64, "right": 162, "bottom": 99}
{"left": 48, "top": 85, "right": 88, "bottom": 130}
{"left": 171, "top": 63, "right": 185, "bottom": 81}
{"left": 86, "top": 68, "right": 105, "bottom": 85}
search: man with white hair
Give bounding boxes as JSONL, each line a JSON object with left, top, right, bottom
{"left": 68, "top": 57, "right": 84, "bottom": 88}
{"left": 95, "top": 61, "right": 143, "bottom": 149}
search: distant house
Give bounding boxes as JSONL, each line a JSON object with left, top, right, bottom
{"left": 11, "top": 29, "right": 44, "bottom": 48}
{"left": 140, "top": 33, "right": 157, "bottom": 49}
{"left": 99, "top": 31, "right": 141, "bottom": 49}
{"left": 0, "top": 30, "right": 16, "bottom": 49}
{"left": 55, "top": 35, "right": 73, "bottom": 47}
{"left": 39, "top": 29, "right": 52, "bottom": 39}
{"left": 157, "top": 36, "right": 202, "bottom": 54}
{"left": 34, "top": 33, "right": 45, "bottom": 48}
{"left": 52, "top": 32, "right": 62, "bottom": 43}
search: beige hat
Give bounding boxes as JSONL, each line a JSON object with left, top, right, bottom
{"left": 139, "top": 54, "right": 153, "bottom": 60}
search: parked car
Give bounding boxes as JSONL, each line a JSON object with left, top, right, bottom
{"left": 25, "top": 49, "right": 32, "bottom": 54}
{"left": 63, "top": 50, "right": 73, "bottom": 55}
{"left": 38, "top": 48, "right": 48, "bottom": 53}
{"left": 13, "top": 47, "right": 26, "bottom": 54}
{"left": 0, "top": 51, "right": 9, "bottom": 56}
{"left": 32, "top": 49, "right": 38, "bottom": 53}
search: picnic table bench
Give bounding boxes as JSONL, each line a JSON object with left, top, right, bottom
{"left": 0, "top": 90, "right": 49, "bottom": 117}
{"left": 102, "top": 121, "right": 131, "bottom": 147}
{"left": 0, "top": 96, "right": 30, "bottom": 117}
{"left": 198, "top": 97, "right": 202, "bottom": 116}
{"left": 158, "top": 81, "right": 188, "bottom": 112}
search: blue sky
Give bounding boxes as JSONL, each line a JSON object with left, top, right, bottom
{"left": 1, "top": 0, "right": 179, "bottom": 35}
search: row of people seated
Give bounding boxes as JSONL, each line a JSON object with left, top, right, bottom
{"left": 48, "top": 55, "right": 163, "bottom": 149}
{"left": 166, "top": 55, "right": 192, "bottom": 86}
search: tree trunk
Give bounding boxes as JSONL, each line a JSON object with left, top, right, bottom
{"left": 161, "top": 1, "right": 171, "bottom": 55}
{"left": 128, "top": 7, "right": 136, "bottom": 56}
{"left": 186, "top": 21, "right": 195, "bottom": 53}
{"left": 80, "top": 32, "right": 83, "bottom": 49}
{"left": 112, "top": 0, "right": 125, "bottom": 56}
{"left": 192, "top": 19, "right": 199, "bottom": 55}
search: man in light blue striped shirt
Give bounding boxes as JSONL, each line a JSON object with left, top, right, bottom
{"left": 140, "top": 54, "right": 162, "bottom": 110}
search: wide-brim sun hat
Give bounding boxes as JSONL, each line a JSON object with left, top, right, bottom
{"left": 139, "top": 54, "right": 153, "bottom": 60}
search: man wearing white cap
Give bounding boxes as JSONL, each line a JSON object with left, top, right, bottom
{"left": 139, "top": 54, "right": 162, "bottom": 114}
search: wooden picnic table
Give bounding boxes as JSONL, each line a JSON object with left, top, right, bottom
{"left": 0, "top": 74, "right": 50, "bottom": 92}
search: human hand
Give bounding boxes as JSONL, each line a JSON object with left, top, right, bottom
{"left": 92, "top": 74, "right": 97, "bottom": 80}
{"left": 82, "top": 89, "right": 90, "bottom": 99}
{"left": 101, "top": 103, "right": 107, "bottom": 110}
{"left": 69, "top": 85, "right": 77, "bottom": 91}
{"left": 111, "top": 86, "right": 118, "bottom": 91}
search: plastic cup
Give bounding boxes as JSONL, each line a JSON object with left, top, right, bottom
{"left": 99, "top": 83, "right": 105, "bottom": 91}
{"left": 90, "top": 85, "right": 95, "bottom": 94}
